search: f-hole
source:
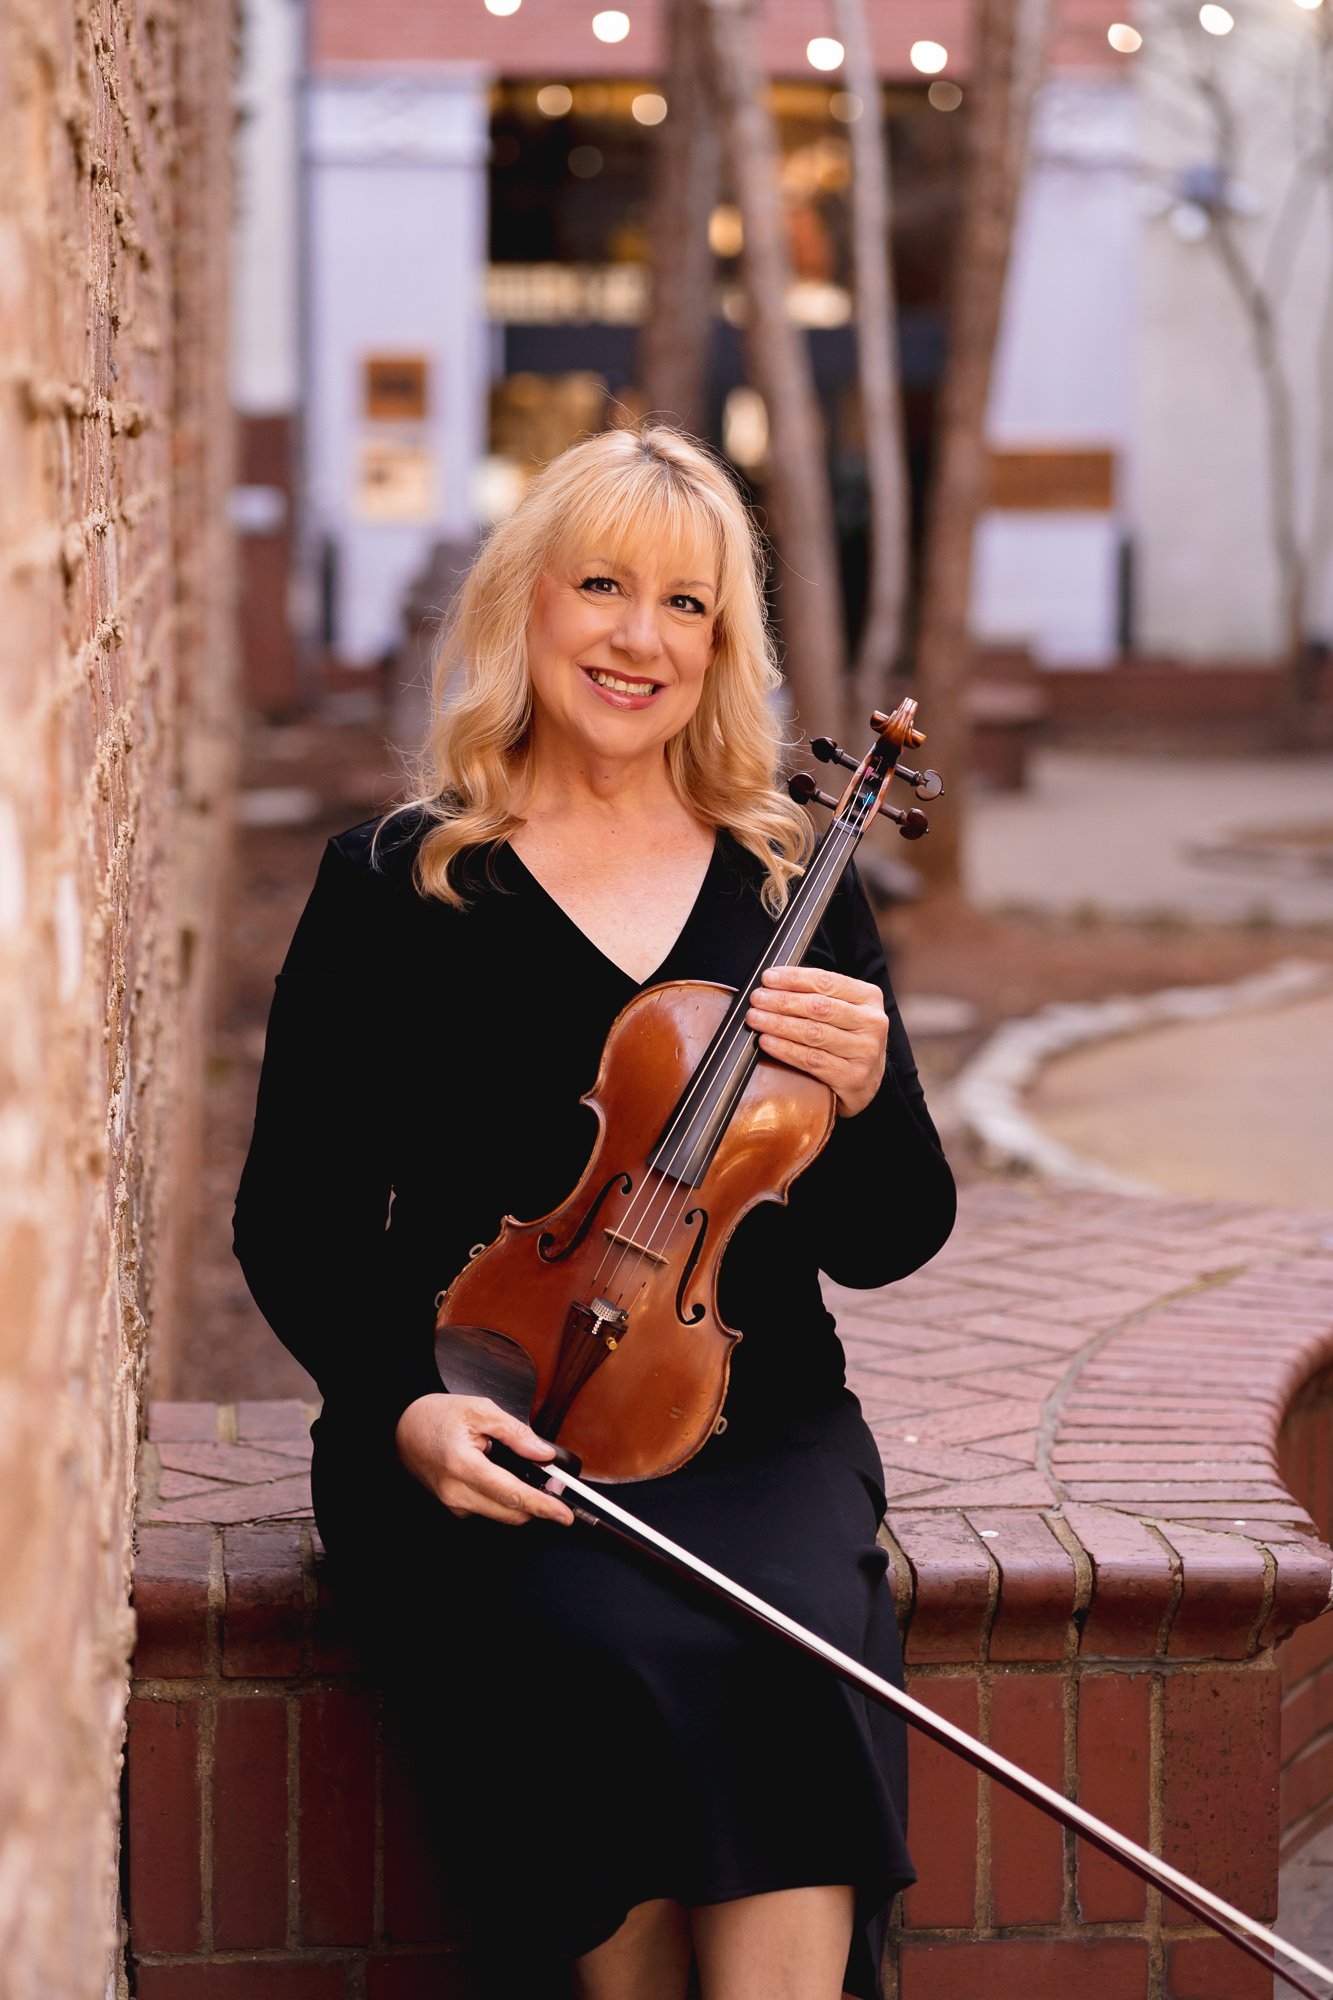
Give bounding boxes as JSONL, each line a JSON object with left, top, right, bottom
{"left": 674, "top": 1206, "right": 709, "bottom": 1325}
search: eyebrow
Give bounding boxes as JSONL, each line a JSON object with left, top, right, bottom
{"left": 584, "top": 556, "right": 716, "bottom": 594}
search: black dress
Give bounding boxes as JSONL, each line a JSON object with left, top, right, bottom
{"left": 233, "top": 811, "right": 956, "bottom": 1998}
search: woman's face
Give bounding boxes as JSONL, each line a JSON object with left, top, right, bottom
{"left": 524, "top": 543, "right": 718, "bottom": 775}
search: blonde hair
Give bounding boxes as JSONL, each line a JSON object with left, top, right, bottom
{"left": 381, "top": 425, "right": 811, "bottom": 912}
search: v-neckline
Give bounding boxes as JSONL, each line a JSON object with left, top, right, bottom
{"left": 502, "top": 831, "right": 723, "bottom": 989}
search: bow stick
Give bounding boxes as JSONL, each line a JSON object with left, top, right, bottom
{"left": 490, "top": 1444, "right": 1333, "bottom": 1998}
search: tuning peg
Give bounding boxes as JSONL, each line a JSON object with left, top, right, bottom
{"left": 884, "top": 805, "right": 930, "bottom": 841}
{"left": 811, "top": 736, "right": 860, "bottom": 772}
{"left": 789, "top": 772, "right": 839, "bottom": 811}
{"left": 894, "top": 763, "right": 945, "bottom": 802}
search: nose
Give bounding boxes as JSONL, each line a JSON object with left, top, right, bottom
{"left": 610, "top": 591, "right": 664, "bottom": 664}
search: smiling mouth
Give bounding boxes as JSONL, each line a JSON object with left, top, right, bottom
{"left": 582, "top": 666, "right": 664, "bottom": 698}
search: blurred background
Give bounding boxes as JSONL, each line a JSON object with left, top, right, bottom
{"left": 4, "top": 1, "right": 1333, "bottom": 1986}
{"left": 204, "top": 0, "right": 1333, "bottom": 1402}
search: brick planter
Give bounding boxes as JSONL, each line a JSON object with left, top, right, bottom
{"left": 127, "top": 1187, "right": 1333, "bottom": 1998}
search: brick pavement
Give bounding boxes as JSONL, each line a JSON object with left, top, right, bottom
{"left": 142, "top": 1182, "right": 1333, "bottom": 1578}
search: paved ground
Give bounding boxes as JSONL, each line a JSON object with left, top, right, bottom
{"left": 965, "top": 749, "right": 1333, "bottom": 926}
{"left": 1024, "top": 989, "right": 1333, "bottom": 1207}
{"left": 1281, "top": 1819, "right": 1333, "bottom": 1996}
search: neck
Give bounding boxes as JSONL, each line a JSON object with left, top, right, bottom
{"left": 524, "top": 731, "right": 679, "bottom": 826}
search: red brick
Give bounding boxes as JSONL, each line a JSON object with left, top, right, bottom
{"left": 1280, "top": 1604, "right": 1333, "bottom": 1685}
{"left": 1064, "top": 1505, "right": 1175, "bottom": 1657}
{"left": 298, "top": 1686, "right": 376, "bottom": 1945}
{"left": 1281, "top": 1731, "right": 1333, "bottom": 1830}
{"left": 125, "top": 1697, "right": 203, "bottom": 1953}
{"left": 382, "top": 1707, "right": 464, "bottom": 1945}
{"left": 237, "top": 1398, "right": 313, "bottom": 1440}
{"left": 1260, "top": 1538, "right": 1333, "bottom": 1648}
{"left": 1076, "top": 1670, "right": 1152, "bottom": 1921}
{"left": 159, "top": 1441, "right": 307, "bottom": 1482}
{"left": 900, "top": 1677, "right": 978, "bottom": 1929}
{"left": 149, "top": 1401, "right": 222, "bottom": 1441}
{"left": 135, "top": 1966, "right": 346, "bottom": 1999}
{"left": 1165, "top": 1935, "right": 1272, "bottom": 1999}
{"left": 367, "top": 1955, "right": 473, "bottom": 1999}
{"left": 1161, "top": 1669, "right": 1281, "bottom": 1926}
{"left": 891, "top": 1514, "right": 994, "bottom": 1664}
{"left": 1157, "top": 1524, "right": 1268, "bottom": 1660}
{"left": 223, "top": 1524, "right": 306, "bottom": 1677}
{"left": 988, "top": 1674, "right": 1065, "bottom": 1924}
{"left": 969, "top": 1513, "right": 1077, "bottom": 1662}
{"left": 898, "top": 1937, "right": 1148, "bottom": 1998}
{"left": 133, "top": 1526, "right": 214, "bottom": 1678}
{"left": 213, "top": 1696, "right": 290, "bottom": 1948}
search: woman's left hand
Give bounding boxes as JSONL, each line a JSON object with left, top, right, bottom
{"left": 746, "top": 965, "right": 888, "bottom": 1118}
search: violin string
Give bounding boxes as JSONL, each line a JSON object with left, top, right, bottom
{"left": 590, "top": 779, "right": 879, "bottom": 1308}
{"left": 597, "top": 789, "right": 875, "bottom": 1298}
{"left": 590, "top": 806, "right": 864, "bottom": 1302}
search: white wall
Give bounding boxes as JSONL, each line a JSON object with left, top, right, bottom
{"left": 972, "top": 79, "right": 1138, "bottom": 666}
{"left": 231, "top": 0, "right": 302, "bottom": 416}
{"left": 1135, "top": 0, "right": 1333, "bottom": 659}
{"left": 305, "top": 70, "right": 490, "bottom": 664}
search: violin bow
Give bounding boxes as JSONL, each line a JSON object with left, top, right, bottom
{"left": 491, "top": 1444, "right": 1333, "bottom": 1997}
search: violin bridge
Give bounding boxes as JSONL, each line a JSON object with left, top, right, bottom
{"left": 602, "top": 1228, "right": 669, "bottom": 1267}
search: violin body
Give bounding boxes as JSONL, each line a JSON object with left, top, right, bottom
{"left": 435, "top": 979, "right": 835, "bottom": 1482}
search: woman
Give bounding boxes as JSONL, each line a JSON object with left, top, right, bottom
{"left": 233, "top": 426, "right": 956, "bottom": 2000}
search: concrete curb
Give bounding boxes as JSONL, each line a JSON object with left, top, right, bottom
{"left": 948, "top": 956, "right": 1333, "bottom": 1193}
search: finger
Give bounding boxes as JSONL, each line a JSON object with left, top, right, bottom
{"left": 759, "top": 965, "right": 880, "bottom": 1003}
{"left": 467, "top": 1459, "right": 574, "bottom": 1525}
{"left": 753, "top": 1029, "right": 841, "bottom": 1079}
{"left": 748, "top": 988, "right": 869, "bottom": 1033}
{"left": 747, "top": 1005, "right": 871, "bottom": 1057}
{"left": 447, "top": 1491, "right": 537, "bottom": 1528}
{"left": 471, "top": 1401, "right": 557, "bottom": 1463}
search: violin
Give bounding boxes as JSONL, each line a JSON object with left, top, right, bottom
{"left": 433, "top": 698, "right": 943, "bottom": 1482}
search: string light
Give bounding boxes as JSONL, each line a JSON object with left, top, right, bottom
{"left": 1198, "top": 3, "right": 1234, "bottom": 30}
{"left": 928, "top": 80, "right": 963, "bottom": 110}
{"left": 1107, "top": 21, "right": 1143, "bottom": 50}
{"left": 536, "top": 83, "right": 573, "bottom": 116}
{"left": 806, "top": 36, "right": 845, "bottom": 70}
{"left": 592, "top": 9, "right": 630, "bottom": 41}
{"left": 631, "top": 92, "right": 668, "bottom": 124}
{"left": 483, "top": 0, "right": 521, "bottom": 14}
{"left": 910, "top": 40, "right": 948, "bottom": 73}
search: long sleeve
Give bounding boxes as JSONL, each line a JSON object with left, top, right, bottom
{"left": 232, "top": 836, "right": 443, "bottom": 1434}
{"left": 786, "top": 859, "right": 957, "bottom": 1288}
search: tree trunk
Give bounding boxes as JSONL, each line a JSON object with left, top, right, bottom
{"left": 638, "top": 0, "right": 721, "bottom": 438}
{"left": 700, "top": 0, "right": 846, "bottom": 740}
{"left": 913, "top": 0, "right": 1051, "bottom": 894}
{"left": 833, "top": 0, "right": 912, "bottom": 731}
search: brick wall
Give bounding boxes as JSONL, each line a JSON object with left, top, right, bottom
{"left": 0, "top": 0, "right": 237, "bottom": 1992}
{"left": 1278, "top": 1371, "right": 1333, "bottom": 1856}
{"left": 126, "top": 1188, "right": 1333, "bottom": 1998}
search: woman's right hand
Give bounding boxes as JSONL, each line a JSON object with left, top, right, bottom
{"left": 395, "top": 1393, "right": 575, "bottom": 1527}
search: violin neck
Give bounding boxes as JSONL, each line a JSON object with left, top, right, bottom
{"left": 646, "top": 807, "right": 871, "bottom": 1188}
